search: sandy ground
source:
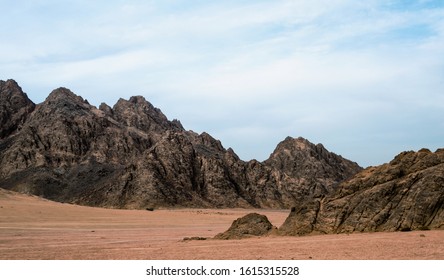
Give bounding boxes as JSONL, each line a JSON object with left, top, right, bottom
{"left": 0, "top": 188, "right": 443, "bottom": 260}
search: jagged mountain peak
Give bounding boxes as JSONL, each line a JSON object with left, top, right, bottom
{"left": 0, "top": 79, "right": 31, "bottom": 102}
{"left": 128, "top": 95, "right": 150, "bottom": 104}
{"left": 271, "top": 136, "right": 317, "bottom": 153}
{"left": 198, "top": 132, "right": 225, "bottom": 150}
{"left": 99, "top": 102, "right": 114, "bottom": 116}
{"left": 1, "top": 79, "right": 21, "bottom": 90}
{"left": 113, "top": 96, "right": 183, "bottom": 133}
{"left": 113, "top": 95, "right": 165, "bottom": 121}
{"left": 114, "top": 95, "right": 155, "bottom": 109}
{"left": 45, "top": 87, "right": 89, "bottom": 105}
{"left": 274, "top": 136, "right": 328, "bottom": 153}
{"left": 0, "top": 79, "right": 35, "bottom": 139}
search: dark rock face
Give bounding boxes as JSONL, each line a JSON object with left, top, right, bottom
{"left": 214, "top": 213, "right": 275, "bottom": 239}
{"left": 279, "top": 149, "right": 444, "bottom": 235}
{"left": 0, "top": 80, "right": 362, "bottom": 209}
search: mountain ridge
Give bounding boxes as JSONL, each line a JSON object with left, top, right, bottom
{"left": 0, "top": 79, "right": 362, "bottom": 208}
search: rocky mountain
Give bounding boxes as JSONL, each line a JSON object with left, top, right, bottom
{"left": 279, "top": 148, "right": 444, "bottom": 234}
{"left": 0, "top": 79, "right": 362, "bottom": 209}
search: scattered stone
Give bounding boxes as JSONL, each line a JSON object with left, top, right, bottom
{"left": 182, "top": 237, "right": 207, "bottom": 241}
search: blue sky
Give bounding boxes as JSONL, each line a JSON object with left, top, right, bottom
{"left": 1, "top": 0, "right": 443, "bottom": 167}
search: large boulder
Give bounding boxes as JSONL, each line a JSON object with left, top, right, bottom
{"left": 214, "top": 213, "right": 276, "bottom": 239}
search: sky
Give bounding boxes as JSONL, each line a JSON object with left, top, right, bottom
{"left": 1, "top": 0, "right": 443, "bottom": 167}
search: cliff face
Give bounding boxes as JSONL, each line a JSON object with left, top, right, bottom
{"left": 279, "top": 148, "right": 444, "bottom": 234}
{"left": 0, "top": 79, "right": 362, "bottom": 208}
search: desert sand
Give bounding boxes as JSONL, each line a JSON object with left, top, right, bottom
{"left": 0, "top": 188, "right": 443, "bottom": 260}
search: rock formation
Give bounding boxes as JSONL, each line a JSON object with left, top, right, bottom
{"left": 214, "top": 213, "right": 275, "bottom": 239}
{"left": 279, "top": 148, "right": 444, "bottom": 234}
{"left": 0, "top": 79, "right": 362, "bottom": 209}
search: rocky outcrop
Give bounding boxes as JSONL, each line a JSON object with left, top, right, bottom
{"left": 214, "top": 213, "right": 276, "bottom": 239}
{"left": 279, "top": 148, "right": 444, "bottom": 235}
{"left": 0, "top": 79, "right": 362, "bottom": 209}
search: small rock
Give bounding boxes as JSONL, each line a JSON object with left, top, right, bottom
{"left": 182, "top": 237, "right": 207, "bottom": 241}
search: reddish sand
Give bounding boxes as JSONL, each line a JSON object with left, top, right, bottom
{"left": 0, "top": 189, "right": 443, "bottom": 260}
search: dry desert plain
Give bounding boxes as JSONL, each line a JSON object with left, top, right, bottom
{"left": 0, "top": 188, "right": 443, "bottom": 260}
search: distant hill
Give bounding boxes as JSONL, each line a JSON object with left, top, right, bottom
{"left": 0, "top": 79, "right": 361, "bottom": 208}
